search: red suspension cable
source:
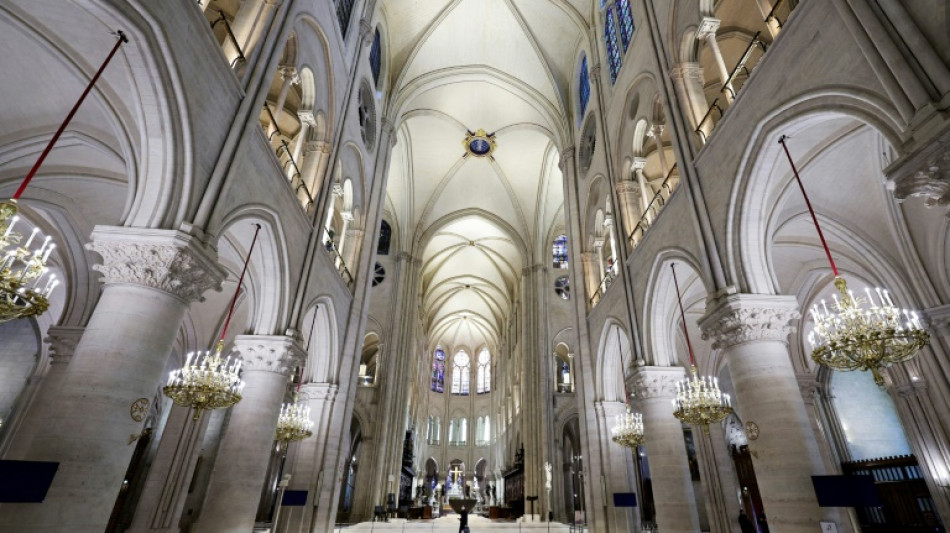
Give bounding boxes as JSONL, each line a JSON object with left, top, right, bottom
{"left": 14, "top": 32, "right": 128, "bottom": 200}
{"left": 671, "top": 263, "right": 697, "bottom": 367}
{"left": 778, "top": 135, "right": 839, "bottom": 276}
{"left": 219, "top": 224, "right": 262, "bottom": 342}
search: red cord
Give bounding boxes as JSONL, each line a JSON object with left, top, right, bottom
{"left": 778, "top": 136, "right": 839, "bottom": 277}
{"left": 14, "top": 32, "right": 128, "bottom": 199}
{"left": 671, "top": 264, "right": 697, "bottom": 367}
{"left": 219, "top": 224, "right": 262, "bottom": 342}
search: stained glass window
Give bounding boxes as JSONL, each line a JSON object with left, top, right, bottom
{"left": 452, "top": 351, "right": 471, "bottom": 395}
{"left": 336, "top": 0, "right": 355, "bottom": 38}
{"left": 618, "top": 0, "right": 635, "bottom": 52}
{"left": 579, "top": 57, "right": 591, "bottom": 119}
{"left": 377, "top": 220, "right": 391, "bottom": 255}
{"left": 605, "top": 8, "right": 622, "bottom": 83}
{"left": 369, "top": 28, "right": 382, "bottom": 86}
{"left": 431, "top": 347, "right": 445, "bottom": 393}
{"left": 553, "top": 234, "right": 569, "bottom": 268}
{"left": 477, "top": 349, "right": 491, "bottom": 394}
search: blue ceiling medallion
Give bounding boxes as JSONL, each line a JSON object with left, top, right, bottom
{"left": 463, "top": 129, "right": 497, "bottom": 158}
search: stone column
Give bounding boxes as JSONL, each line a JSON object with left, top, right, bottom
{"left": 299, "top": 141, "right": 331, "bottom": 205}
{"left": 0, "top": 227, "right": 224, "bottom": 533}
{"left": 197, "top": 335, "right": 304, "bottom": 532}
{"left": 581, "top": 251, "right": 599, "bottom": 305}
{"left": 594, "top": 401, "right": 640, "bottom": 533}
{"left": 2, "top": 326, "right": 84, "bottom": 459}
{"left": 695, "top": 422, "right": 741, "bottom": 533}
{"left": 615, "top": 180, "right": 640, "bottom": 239}
{"left": 603, "top": 216, "right": 618, "bottom": 276}
{"left": 343, "top": 227, "right": 364, "bottom": 275}
{"left": 127, "top": 405, "right": 210, "bottom": 533}
{"left": 336, "top": 211, "right": 353, "bottom": 271}
{"left": 632, "top": 366, "right": 700, "bottom": 533}
{"left": 696, "top": 17, "right": 734, "bottom": 102}
{"left": 670, "top": 64, "right": 712, "bottom": 141}
{"left": 700, "top": 294, "right": 827, "bottom": 532}
{"left": 275, "top": 383, "right": 339, "bottom": 533}
{"left": 648, "top": 124, "right": 670, "bottom": 178}
{"left": 223, "top": 0, "right": 280, "bottom": 67}
{"left": 632, "top": 157, "right": 651, "bottom": 215}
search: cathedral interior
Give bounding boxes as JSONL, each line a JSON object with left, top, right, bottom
{"left": 1, "top": 0, "right": 950, "bottom": 532}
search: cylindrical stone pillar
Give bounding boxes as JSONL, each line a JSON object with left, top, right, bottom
{"left": 633, "top": 366, "right": 701, "bottom": 533}
{"left": 700, "top": 294, "right": 826, "bottom": 532}
{"left": 197, "top": 335, "right": 303, "bottom": 532}
{"left": 0, "top": 227, "right": 224, "bottom": 533}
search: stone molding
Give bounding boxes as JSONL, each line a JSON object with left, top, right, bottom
{"left": 796, "top": 374, "right": 821, "bottom": 404}
{"left": 594, "top": 400, "right": 626, "bottom": 418}
{"left": 559, "top": 146, "right": 576, "bottom": 170}
{"left": 699, "top": 293, "right": 800, "bottom": 350}
{"left": 887, "top": 134, "right": 950, "bottom": 216}
{"left": 670, "top": 63, "right": 704, "bottom": 82}
{"left": 231, "top": 335, "right": 305, "bottom": 376}
{"left": 631, "top": 366, "right": 687, "bottom": 400}
{"left": 45, "top": 326, "right": 85, "bottom": 365}
{"left": 299, "top": 382, "right": 339, "bottom": 402}
{"left": 696, "top": 17, "right": 721, "bottom": 39}
{"left": 616, "top": 180, "right": 639, "bottom": 195}
{"left": 87, "top": 226, "right": 225, "bottom": 304}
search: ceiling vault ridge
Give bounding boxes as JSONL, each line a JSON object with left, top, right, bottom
{"left": 500, "top": 0, "right": 566, "bottom": 114}
{"left": 390, "top": 0, "right": 466, "bottom": 91}
{"left": 486, "top": 157, "right": 530, "bottom": 237}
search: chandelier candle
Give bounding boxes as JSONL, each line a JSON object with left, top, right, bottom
{"left": 778, "top": 135, "right": 929, "bottom": 386}
{"left": 163, "top": 224, "right": 262, "bottom": 419}
{"left": 670, "top": 263, "right": 733, "bottom": 432}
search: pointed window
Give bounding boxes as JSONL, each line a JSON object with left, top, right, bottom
{"left": 553, "top": 235, "right": 569, "bottom": 269}
{"left": 452, "top": 351, "right": 471, "bottom": 395}
{"left": 617, "top": 0, "right": 635, "bottom": 52}
{"left": 477, "top": 349, "right": 491, "bottom": 394}
{"left": 369, "top": 28, "right": 382, "bottom": 86}
{"left": 377, "top": 220, "right": 391, "bottom": 255}
{"left": 431, "top": 347, "right": 446, "bottom": 393}
{"left": 578, "top": 57, "right": 591, "bottom": 119}
{"left": 335, "top": 0, "right": 355, "bottom": 38}
{"left": 604, "top": 8, "right": 622, "bottom": 83}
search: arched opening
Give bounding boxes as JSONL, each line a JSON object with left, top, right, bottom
{"left": 337, "top": 417, "right": 362, "bottom": 520}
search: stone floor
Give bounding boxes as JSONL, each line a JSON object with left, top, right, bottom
{"left": 337, "top": 515, "right": 580, "bottom": 531}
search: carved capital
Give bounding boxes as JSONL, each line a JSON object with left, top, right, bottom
{"left": 87, "top": 227, "right": 225, "bottom": 304}
{"left": 559, "top": 146, "right": 576, "bottom": 171}
{"left": 696, "top": 17, "right": 721, "bottom": 39}
{"left": 299, "top": 382, "right": 339, "bottom": 402}
{"left": 700, "top": 294, "right": 800, "bottom": 350}
{"left": 589, "top": 63, "right": 602, "bottom": 80}
{"left": 669, "top": 63, "right": 704, "bottom": 82}
{"left": 279, "top": 65, "right": 299, "bottom": 84}
{"left": 888, "top": 138, "right": 950, "bottom": 216}
{"left": 359, "top": 19, "right": 374, "bottom": 46}
{"left": 231, "top": 335, "right": 305, "bottom": 376}
{"left": 298, "top": 110, "right": 317, "bottom": 127}
{"left": 648, "top": 124, "right": 665, "bottom": 138}
{"left": 332, "top": 183, "right": 345, "bottom": 197}
{"left": 631, "top": 157, "right": 648, "bottom": 172}
{"left": 631, "top": 366, "right": 686, "bottom": 400}
{"left": 616, "top": 180, "right": 639, "bottom": 195}
{"left": 45, "top": 326, "right": 85, "bottom": 365}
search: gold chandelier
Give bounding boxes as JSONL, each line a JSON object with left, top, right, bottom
{"left": 0, "top": 201, "right": 57, "bottom": 323}
{"left": 0, "top": 32, "right": 127, "bottom": 323}
{"left": 670, "top": 264, "right": 733, "bottom": 431}
{"left": 164, "top": 224, "right": 261, "bottom": 419}
{"left": 779, "top": 136, "right": 929, "bottom": 386}
{"left": 276, "top": 395, "right": 314, "bottom": 442}
{"left": 611, "top": 404, "right": 645, "bottom": 448}
{"left": 164, "top": 340, "right": 244, "bottom": 420}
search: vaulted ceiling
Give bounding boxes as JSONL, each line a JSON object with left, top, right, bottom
{"left": 381, "top": 0, "right": 586, "bottom": 350}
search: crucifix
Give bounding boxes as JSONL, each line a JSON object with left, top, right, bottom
{"left": 449, "top": 465, "right": 464, "bottom": 485}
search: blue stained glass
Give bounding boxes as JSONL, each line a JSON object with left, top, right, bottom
{"left": 369, "top": 29, "right": 382, "bottom": 86}
{"left": 431, "top": 347, "right": 446, "bottom": 393}
{"left": 336, "top": 0, "right": 355, "bottom": 38}
{"left": 553, "top": 234, "right": 569, "bottom": 268}
{"left": 605, "top": 8, "right": 621, "bottom": 83}
{"left": 578, "top": 57, "right": 590, "bottom": 118}
{"left": 469, "top": 138, "right": 491, "bottom": 155}
{"left": 618, "top": 0, "right": 635, "bottom": 52}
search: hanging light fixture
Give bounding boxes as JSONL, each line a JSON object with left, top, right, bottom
{"left": 275, "top": 310, "right": 316, "bottom": 442}
{"left": 610, "top": 333, "right": 646, "bottom": 448}
{"left": 778, "top": 136, "right": 929, "bottom": 386}
{"left": 670, "top": 264, "right": 733, "bottom": 432}
{"left": 0, "top": 32, "right": 128, "bottom": 323}
{"left": 164, "top": 224, "right": 262, "bottom": 420}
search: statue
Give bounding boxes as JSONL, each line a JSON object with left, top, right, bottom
{"left": 544, "top": 462, "right": 552, "bottom": 491}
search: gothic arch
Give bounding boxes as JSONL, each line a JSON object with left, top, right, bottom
{"left": 595, "top": 319, "right": 633, "bottom": 402}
